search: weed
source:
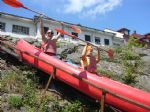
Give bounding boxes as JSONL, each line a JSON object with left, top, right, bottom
{"left": 39, "top": 96, "right": 52, "bottom": 112}
{"left": 62, "top": 100, "right": 82, "bottom": 112}
{"left": 23, "top": 80, "right": 38, "bottom": 107}
{"left": 97, "top": 68, "right": 114, "bottom": 78}
{"left": 122, "top": 73, "right": 137, "bottom": 85}
{"left": 1, "top": 70, "right": 26, "bottom": 93}
{"left": 8, "top": 95, "right": 22, "bottom": 108}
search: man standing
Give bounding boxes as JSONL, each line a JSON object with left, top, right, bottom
{"left": 40, "top": 15, "right": 61, "bottom": 56}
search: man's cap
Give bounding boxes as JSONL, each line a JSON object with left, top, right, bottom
{"left": 47, "top": 30, "right": 52, "bottom": 33}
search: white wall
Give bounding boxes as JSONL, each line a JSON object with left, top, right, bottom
{"left": 104, "top": 29, "right": 124, "bottom": 38}
{"left": 0, "top": 16, "right": 36, "bottom": 39}
{"left": 0, "top": 13, "right": 121, "bottom": 46}
{"left": 104, "top": 28, "right": 124, "bottom": 46}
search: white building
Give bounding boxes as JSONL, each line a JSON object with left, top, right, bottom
{"left": 0, "top": 12, "right": 124, "bottom": 46}
{"left": 104, "top": 28, "right": 125, "bottom": 46}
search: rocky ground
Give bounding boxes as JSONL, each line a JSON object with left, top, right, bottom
{"left": 57, "top": 41, "right": 150, "bottom": 92}
{"left": 0, "top": 51, "right": 102, "bottom": 112}
{"left": 1, "top": 36, "right": 150, "bottom": 92}
{"left": 0, "top": 36, "right": 116, "bottom": 112}
{"left": 0, "top": 36, "right": 150, "bottom": 112}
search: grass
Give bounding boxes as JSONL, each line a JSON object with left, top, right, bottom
{"left": 1, "top": 36, "right": 147, "bottom": 111}
{"left": 113, "top": 37, "right": 145, "bottom": 85}
{"left": 97, "top": 68, "right": 114, "bottom": 78}
{"left": 0, "top": 65, "right": 85, "bottom": 112}
{"left": 62, "top": 100, "right": 82, "bottom": 112}
{"left": 8, "top": 95, "right": 22, "bottom": 109}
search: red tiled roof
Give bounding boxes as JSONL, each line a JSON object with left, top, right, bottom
{"left": 131, "top": 33, "right": 144, "bottom": 39}
{"left": 131, "top": 33, "right": 150, "bottom": 41}
{"left": 145, "top": 33, "right": 150, "bottom": 36}
{"left": 145, "top": 33, "right": 150, "bottom": 39}
{"left": 117, "top": 28, "right": 130, "bottom": 32}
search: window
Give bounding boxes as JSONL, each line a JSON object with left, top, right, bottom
{"left": 124, "top": 30, "right": 129, "bottom": 35}
{"left": 72, "top": 32, "right": 78, "bottom": 37}
{"left": 113, "top": 43, "right": 120, "bottom": 46}
{"left": 95, "top": 37, "right": 101, "bottom": 45}
{"left": 44, "top": 27, "right": 49, "bottom": 34}
{"left": 104, "top": 39, "right": 110, "bottom": 45}
{"left": 12, "top": 25, "right": 29, "bottom": 35}
{"left": 0, "top": 22, "right": 5, "bottom": 31}
{"left": 85, "top": 35, "right": 91, "bottom": 42}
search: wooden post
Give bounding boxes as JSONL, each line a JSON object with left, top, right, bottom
{"left": 19, "top": 51, "right": 23, "bottom": 62}
{"left": 100, "top": 91, "right": 106, "bottom": 112}
{"left": 43, "top": 67, "right": 56, "bottom": 94}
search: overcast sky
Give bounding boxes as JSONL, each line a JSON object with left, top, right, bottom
{"left": 0, "top": 0, "right": 149, "bottom": 34}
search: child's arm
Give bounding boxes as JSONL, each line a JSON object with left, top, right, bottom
{"left": 80, "top": 44, "right": 88, "bottom": 69}
{"left": 80, "top": 59, "right": 85, "bottom": 68}
{"left": 81, "top": 44, "right": 88, "bottom": 58}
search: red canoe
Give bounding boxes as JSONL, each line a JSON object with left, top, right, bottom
{"left": 15, "top": 39, "right": 150, "bottom": 112}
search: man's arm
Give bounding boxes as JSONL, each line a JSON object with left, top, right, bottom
{"left": 40, "top": 15, "right": 45, "bottom": 41}
{"left": 52, "top": 22, "right": 65, "bottom": 40}
{"left": 52, "top": 32, "right": 61, "bottom": 40}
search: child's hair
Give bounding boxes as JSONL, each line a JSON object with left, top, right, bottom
{"left": 86, "top": 45, "right": 93, "bottom": 51}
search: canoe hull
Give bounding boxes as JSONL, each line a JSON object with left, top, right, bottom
{"left": 15, "top": 39, "right": 150, "bottom": 112}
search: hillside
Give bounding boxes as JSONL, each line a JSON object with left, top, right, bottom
{"left": 0, "top": 36, "right": 150, "bottom": 112}
{"left": 0, "top": 37, "right": 116, "bottom": 112}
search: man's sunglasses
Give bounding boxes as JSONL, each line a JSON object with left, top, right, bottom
{"left": 47, "top": 31, "right": 54, "bottom": 35}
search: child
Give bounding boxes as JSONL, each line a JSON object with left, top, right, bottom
{"left": 81, "top": 44, "right": 100, "bottom": 74}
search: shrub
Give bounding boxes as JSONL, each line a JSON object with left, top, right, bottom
{"left": 8, "top": 95, "right": 22, "bottom": 108}
{"left": 122, "top": 73, "right": 137, "bottom": 85}
{"left": 24, "top": 105, "right": 36, "bottom": 112}
{"left": 62, "top": 100, "right": 82, "bottom": 112}
{"left": 52, "top": 100, "right": 62, "bottom": 112}
{"left": 128, "top": 36, "right": 143, "bottom": 48}
{"left": 121, "top": 61, "right": 138, "bottom": 85}
{"left": 39, "top": 96, "right": 52, "bottom": 112}
{"left": 97, "top": 68, "right": 114, "bottom": 78}
{"left": 60, "top": 50, "right": 68, "bottom": 59}
{"left": 113, "top": 42, "right": 144, "bottom": 85}
{"left": 1, "top": 70, "right": 26, "bottom": 93}
{"left": 39, "top": 96, "right": 62, "bottom": 112}
{"left": 23, "top": 80, "right": 37, "bottom": 107}
{"left": 116, "top": 47, "right": 140, "bottom": 61}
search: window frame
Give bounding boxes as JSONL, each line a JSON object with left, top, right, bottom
{"left": 72, "top": 32, "right": 78, "bottom": 37}
{"left": 12, "top": 25, "right": 29, "bottom": 35}
{"left": 95, "top": 37, "right": 101, "bottom": 45}
{"left": 0, "top": 22, "right": 6, "bottom": 31}
{"left": 104, "top": 38, "right": 110, "bottom": 45}
{"left": 85, "top": 35, "right": 91, "bottom": 42}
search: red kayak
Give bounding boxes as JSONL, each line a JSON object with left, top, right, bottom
{"left": 15, "top": 39, "right": 150, "bottom": 112}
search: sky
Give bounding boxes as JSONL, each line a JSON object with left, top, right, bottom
{"left": 0, "top": 0, "right": 149, "bottom": 34}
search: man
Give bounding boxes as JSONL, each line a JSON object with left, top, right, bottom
{"left": 40, "top": 15, "right": 61, "bottom": 56}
